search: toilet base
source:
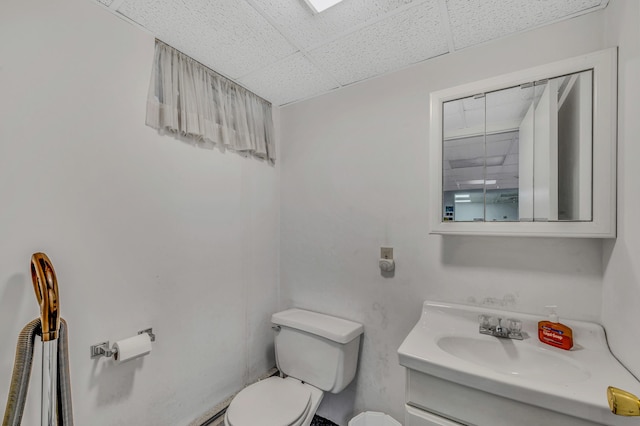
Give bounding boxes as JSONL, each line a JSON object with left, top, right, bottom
{"left": 310, "top": 415, "right": 339, "bottom": 426}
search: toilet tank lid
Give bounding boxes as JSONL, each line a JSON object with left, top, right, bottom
{"left": 272, "top": 309, "right": 364, "bottom": 344}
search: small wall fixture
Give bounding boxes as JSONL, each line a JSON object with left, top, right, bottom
{"left": 379, "top": 247, "right": 395, "bottom": 272}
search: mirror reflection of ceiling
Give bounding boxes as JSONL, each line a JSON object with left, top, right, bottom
{"left": 94, "top": 0, "right": 608, "bottom": 106}
{"left": 442, "top": 73, "right": 579, "bottom": 192}
{"left": 443, "top": 84, "right": 546, "bottom": 139}
{"left": 443, "top": 131, "right": 520, "bottom": 191}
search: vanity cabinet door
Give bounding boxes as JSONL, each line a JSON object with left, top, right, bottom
{"left": 405, "top": 405, "right": 465, "bottom": 426}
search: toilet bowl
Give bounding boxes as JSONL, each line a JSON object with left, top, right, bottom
{"left": 224, "top": 377, "right": 323, "bottom": 426}
{"left": 224, "top": 309, "right": 363, "bottom": 426}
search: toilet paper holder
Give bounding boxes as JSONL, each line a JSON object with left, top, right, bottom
{"left": 90, "top": 328, "right": 156, "bottom": 359}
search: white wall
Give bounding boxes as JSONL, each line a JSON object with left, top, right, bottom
{"left": 3, "top": 1, "right": 637, "bottom": 426}
{"left": 280, "top": 10, "right": 610, "bottom": 425}
{"left": 602, "top": 0, "right": 640, "bottom": 379}
{"left": 0, "top": 1, "right": 279, "bottom": 425}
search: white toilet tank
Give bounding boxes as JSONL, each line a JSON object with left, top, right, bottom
{"left": 271, "top": 309, "right": 364, "bottom": 394}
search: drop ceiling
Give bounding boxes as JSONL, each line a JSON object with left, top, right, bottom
{"left": 95, "top": 0, "right": 608, "bottom": 106}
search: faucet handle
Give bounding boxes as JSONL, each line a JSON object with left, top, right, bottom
{"left": 478, "top": 314, "right": 491, "bottom": 328}
{"left": 488, "top": 316, "right": 499, "bottom": 327}
{"left": 507, "top": 318, "right": 522, "bottom": 332}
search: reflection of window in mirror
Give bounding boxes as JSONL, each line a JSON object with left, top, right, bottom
{"left": 441, "top": 70, "right": 593, "bottom": 223}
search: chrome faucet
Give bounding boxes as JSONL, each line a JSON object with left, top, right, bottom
{"left": 478, "top": 315, "right": 523, "bottom": 340}
{"left": 495, "top": 318, "right": 504, "bottom": 334}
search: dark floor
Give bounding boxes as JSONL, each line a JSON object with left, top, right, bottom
{"left": 311, "top": 415, "right": 339, "bottom": 426}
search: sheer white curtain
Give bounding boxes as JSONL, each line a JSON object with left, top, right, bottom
{"left": 146, "top": 40, "right": 276, "bottom": 164}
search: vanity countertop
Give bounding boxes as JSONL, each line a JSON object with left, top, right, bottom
{"left": 398, "top": 301, "right": 640, "bottom": 426}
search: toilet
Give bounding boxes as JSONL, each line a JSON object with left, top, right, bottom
{"left": 224, "top": 308, "right": 364, "bottom": 426}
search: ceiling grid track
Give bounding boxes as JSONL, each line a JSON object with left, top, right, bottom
{"left": 437, "top": 0, "right": 456, "bottom": 54}
{"left": 94, "top": 0, "right": 152, "bottom": 35}
{"left": 108, "top": 0, "right": 126, "bottom": 11}
{"left": 240, "top": 0, "right": 343, "bottom": 89}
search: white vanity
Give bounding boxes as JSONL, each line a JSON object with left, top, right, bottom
{"left": 398, "top": 301, "right": 640, "bottom": 426}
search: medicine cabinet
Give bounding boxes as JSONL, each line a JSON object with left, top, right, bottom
{"left": 429, "top": 48, "right": 617, "bottom": 238}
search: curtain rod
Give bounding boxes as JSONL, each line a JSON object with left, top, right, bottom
{"left": 155, "top": 39, "right": 272, "bottom": 106}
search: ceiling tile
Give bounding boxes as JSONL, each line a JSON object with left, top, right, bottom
{"left": 446, "top": 0, "right": 605, "bottom": 50}
{"left": 248, "top": 0, "right": 428, "bottom": 50}
{"left": 117, "top": 0, "right": 297, "bottom": 79}
{"left": 100, "top": 0, "right": 609, "bottom": 106}
{"left": 443, "top": 113, "right": 465, "bottom": 133}
{"left": 307, "top": 0, "right": 448, "bottom": 86}
{"left": 239, "top": 53, "right": 339, "bottom": 106}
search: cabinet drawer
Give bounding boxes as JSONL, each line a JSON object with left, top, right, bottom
{"left": 405, "top": 405, "right": 464, "bottom": 426}
{"left": 405, "top": 370, "right": 601, "bottom": 426}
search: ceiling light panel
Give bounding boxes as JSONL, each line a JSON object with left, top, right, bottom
{"left": 117, "top": 0, "right": 297, "bottom": 79}
{"left": 463, "top": 179, "right": 497, "bottom": 185}
{"left": 248, "top": 0, "right": 427, "bottom": 51}
{"left": 449, "top": 155, "right": 505, "bottom": 169}
{"left": 239, "top": 53, "right": 339, "bottom": 106}
{"left": 308, "top": 0, "right": 448, "bottom": 86}
{"left": 446, "top": 0, "right": 605, "bottom": 50}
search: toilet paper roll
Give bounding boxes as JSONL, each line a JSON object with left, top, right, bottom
{"left": 113, "top": 333, "right": 152, "bottom": 364}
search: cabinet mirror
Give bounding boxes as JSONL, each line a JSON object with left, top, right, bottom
{"left": 430, "top": 49, "right": 616, "bottom": 238}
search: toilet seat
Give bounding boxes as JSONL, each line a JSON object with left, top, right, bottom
{"left": 225, "top": 377, "right": 312, "bottom": 426}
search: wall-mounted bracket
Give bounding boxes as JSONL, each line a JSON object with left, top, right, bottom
{"left": 90, "top": 341, "right": 116, "bottom": 359}
{"left": 138, "top": 328, "right": 156, "bottom": 342}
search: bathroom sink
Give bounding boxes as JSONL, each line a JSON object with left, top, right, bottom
{"left": 436, "top": 335, "right": 590, "bottom": 383}
{"left": 398, "top": 301, "right": 640, "bottom": 426}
